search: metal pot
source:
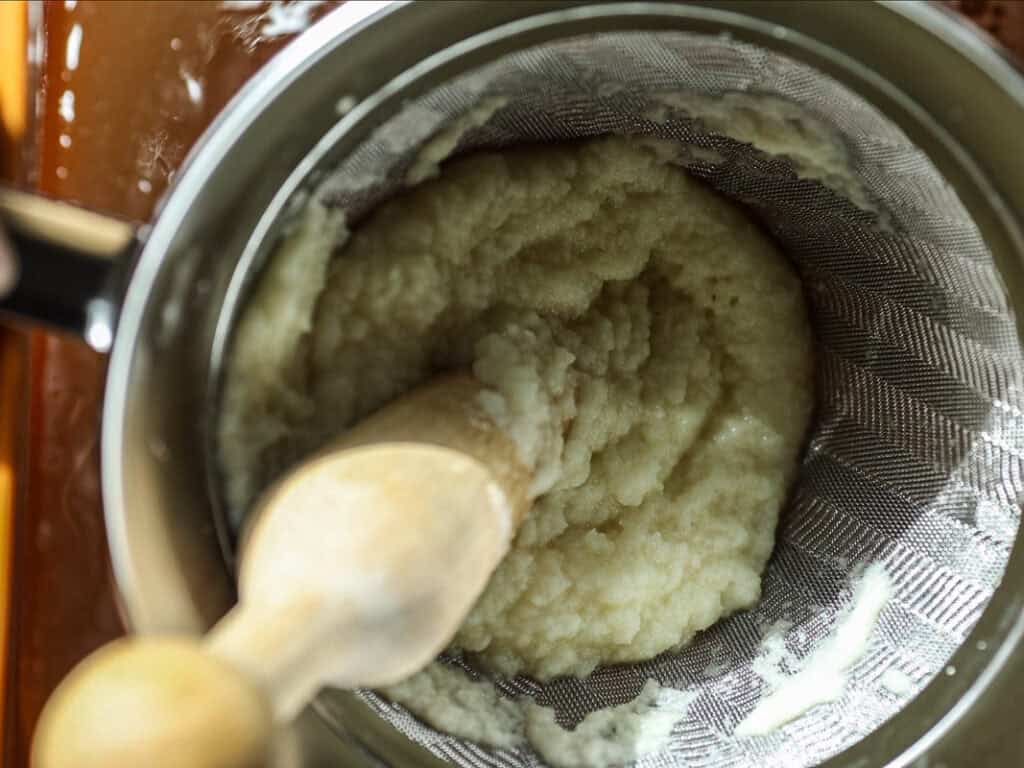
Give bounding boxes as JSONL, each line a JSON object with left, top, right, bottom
{"left": 2, "top": 2, "right": 1022, "bottom": 766}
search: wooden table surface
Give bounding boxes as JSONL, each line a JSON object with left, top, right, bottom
{"left": 1, "top": 2, "right": 1022, "bottom": 767}
{"left": 0, "top": 3, "right": 337, "bottom": 765}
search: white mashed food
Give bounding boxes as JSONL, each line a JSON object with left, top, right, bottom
{"left": 219, "top": 136, "right": 814, "bottom": 752}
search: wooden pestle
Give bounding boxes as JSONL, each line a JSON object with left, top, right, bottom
{"left": 32, "top": 374, "right": 531, "bottom": 768}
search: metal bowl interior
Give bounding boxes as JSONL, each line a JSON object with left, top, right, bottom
{"left": 101, "top": 2, "right": 1024, "bottom": 766}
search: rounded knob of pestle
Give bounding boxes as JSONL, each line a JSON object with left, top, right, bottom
{"left": 33, "top": 638, "right": 273, "bottom": 768}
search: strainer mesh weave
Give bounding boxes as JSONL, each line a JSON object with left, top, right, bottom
{"left": 306, "top": 31, "right": 1024, "bottom": 768}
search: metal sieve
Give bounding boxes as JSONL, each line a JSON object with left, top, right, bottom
{"left": 241, "top": 5, "right": 1024, "bottom": 767}
{"left": 240, "top": 16, "right": 1023, "bottom": 768}
{"left": 3, "top": 2, "right": 1021, "bottom": 767}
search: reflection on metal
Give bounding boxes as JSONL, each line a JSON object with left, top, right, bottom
{"left": 84, "top": 298, "right": 114, "bottom": 353}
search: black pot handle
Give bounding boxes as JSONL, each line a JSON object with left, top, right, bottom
{"left": 0, "top": 187, "right": 138, "bottom": 351}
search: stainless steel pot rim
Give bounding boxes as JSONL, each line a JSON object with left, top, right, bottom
{"left": 100, "top": 3, "right": 1024, "bottom": 766}
{"left": 102, "top": 0, "right": 395, "bottom": 622}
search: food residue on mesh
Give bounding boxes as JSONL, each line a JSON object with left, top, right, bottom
{"left": 385, "top": 667, "right": 694, "bottom": 768}
{"left": 647, "top": 92, "right": 876, "bottom": 214}
{"left": 405, "top": 96, "right": 508, "bottom": 185}
{"left": 880, "top": 667, "right": 914, "bottom": 697}
{"left": 735, "top": 565, "right": 892, "bottom": 737}
{"left": 525, "top": 681, "right": 696, "bottom": 768}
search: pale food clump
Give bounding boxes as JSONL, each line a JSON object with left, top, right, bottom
{"left": 219, "top": 137, "right": 814, "bottom": 685}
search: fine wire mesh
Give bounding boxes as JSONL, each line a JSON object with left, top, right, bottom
{"left": 309, "top": 31, "right": 1024, "bottom": 768}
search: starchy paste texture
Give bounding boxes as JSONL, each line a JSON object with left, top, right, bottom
{"left": 219, "top": 137, "right": 814, "bottom": 681}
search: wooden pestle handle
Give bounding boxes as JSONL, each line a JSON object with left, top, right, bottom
{"left": 323, "top": 373, "right": 530, "bottom": 521}
{"left": 32, "top": 376, "right": 531, "bottom": 768}
{"left": 32, "top": 639, "right": 273, "bottom": 768}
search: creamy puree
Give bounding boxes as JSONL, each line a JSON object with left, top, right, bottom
{"left": 219, "top": 136, "right": 814, "bottom": 740}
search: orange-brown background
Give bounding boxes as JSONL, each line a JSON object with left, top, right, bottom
{"left": 0, "top": 2, "right": 337, "bottom": 765}
{"left": 0, "top": 2, "right": 1020, "bottom": 767}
